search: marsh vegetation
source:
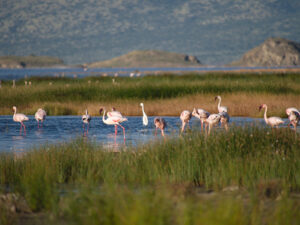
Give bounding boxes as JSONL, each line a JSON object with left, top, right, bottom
{"left": 0, "top": 126, "right": 299, "bottom": 224}
{"left": 0, "top": 72, "right": 299, "bottom": 117}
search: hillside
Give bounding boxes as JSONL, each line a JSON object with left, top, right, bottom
{"left": 0, "top": 55, "right": 64, "bottom": 68}
{"left": 230, "top": 38, "right": 300, "bottom": 67}
{"left": 88, "top": 50, "right": 202, "bottom": 68}
{"left": 1, "top": 0, "right": 300, "bottom": 65}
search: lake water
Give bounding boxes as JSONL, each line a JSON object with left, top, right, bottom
{"left": 0, "top": 116, "right": 292, "bottom": 153}
{"left": 1, "top": 66, "right": 299, "bottom": 80}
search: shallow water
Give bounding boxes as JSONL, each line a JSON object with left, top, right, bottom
{"left": 0, "top": 115, "right": 293, "bottom": 153}
{"left": 1, "top": 66, "right": 300, "bottom": 80}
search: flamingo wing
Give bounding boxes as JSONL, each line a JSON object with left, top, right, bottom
{"left": 269, "top": 117, "right": 284, "bottom": 126}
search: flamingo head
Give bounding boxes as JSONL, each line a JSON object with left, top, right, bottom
{"left": 111, "top": 107, "right": 116, "bottom": 111}
{"left": 99, "top": 108, "right": 104, "bottom": 114}
{"left": 259, "top": 104, "right": 266, "bottom": 111}
{"left": 140, "top": 103, "right": 143, "bottom": 107}
{"left": 214, "top": 96, "right": 220, "bottom": 101}
{"left": 12, "top": 106, "right": 16, "bottom": 112}
{"left": 192, "top": 108, "right": 198, "bottom": 116}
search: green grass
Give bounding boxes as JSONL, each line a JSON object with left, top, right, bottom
{"left": 1, "top": 73, "right": 300, "bottom": 108}
{"left": 0, "top": 127, "right": 299, "bottom": 223}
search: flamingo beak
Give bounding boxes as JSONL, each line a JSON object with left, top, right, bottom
{"left": 214, "top": 96, "right": 217, "bottom": 101}
{"left": 259, "top": 105, "right": 262, "bottom": 111}
{"left": 99, "top": 108, "right": 103, "bottom": 114}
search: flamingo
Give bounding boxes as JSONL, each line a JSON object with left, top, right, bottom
{"left": 108, "top": 107, "right": 125, "bottom": 135}
{"left": 180, "top": 110, "right": 192, "bottom": 133}
{"left": 35, "top": 108, "right": 46, "bottom": 128}
{"left": 203, "top": 113, "right": 221, "bottom": 135}
{"left": 259, "top": 104, "right": 284, "bottom": 128}
{"left": 215, "top": 96, "right": 228, "bottom": 113}
{"left": 286, "top": 107, "right": 300, "bottom": 131}
{"left": 192, "top": 108, "right": 210, "bottom": 131}
{"left": 82, "top": 109, "right": 91, "bottom": 135}
{"left": 154, "top": 117, "right": 166, "bottom": 137}
{"left": 140, "top": 103, "right": 148, "bottom": 126}
{"left": 12, "top": 106, "right": 29, "bottom": 134}
{"left": 219, "top": 111, "right": 230, "bottom": 131}
{"left": 100, "top": 108, "right": 127, "bottom": 140}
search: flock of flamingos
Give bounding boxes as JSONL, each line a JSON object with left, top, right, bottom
{"left": 12, "top": 96, "right": 300, "bottom": 139}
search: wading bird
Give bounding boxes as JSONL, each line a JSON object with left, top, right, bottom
{"left": 35, "top": 108, "right": 46, "bottom": 128}
{"left": 203, "top": 113, "right": 221, "bottom": 135}
{"left": 215, "top": 96, "right": 228, "bottom": 113}
{"left": 192, "top": 108, "right": 210, "bottom": 131}
{"left": 180, "top": 110, "right": 192, "bottom": 133}
{"left": 82, "top": 109, "right": 91, "bottom": 135}
{"left": 259, "top": 104, "right": 284, "bottom": 128}
{"left": 286, "top": 107, "right": 300, "bottom": 131}
{"left": 219, "top": 111, "right": 230, "bottom": 131}
{"left": 100, "top": 108, "right": 127, "bottom": 140}
{"left": 140, "top": 103, "right": 148, "bottom": 126}
{"left": 154, "top": 117, "right": 166, "bottom": 137}
{"left": 12, "top": 106, "right": 29, "bottom": 134}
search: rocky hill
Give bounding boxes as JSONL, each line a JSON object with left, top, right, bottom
{"left": 230, "top": 38, "right": 300, "bottom": 67}
{"left": 0, "top": 55, "right": 64, "bottom": 68}
{"left": 88, "top": 50, "right": 202, "bottom": 68}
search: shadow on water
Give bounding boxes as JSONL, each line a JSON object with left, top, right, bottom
{"left": 0, "top": 115, "right": 296, "bottom": 152}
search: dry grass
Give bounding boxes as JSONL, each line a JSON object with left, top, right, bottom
{"left": 1, "top": 93, "right": 298, "bottom": 117}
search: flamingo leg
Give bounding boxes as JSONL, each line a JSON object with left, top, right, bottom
{"left": 161, "top": 128, "right": 165, "bottom": 137}
{"left": 155, "top": 128, "right": 157, "bottom": 136}
{"left": 23, "top": 123, "right": 26, "bottom": 134}
{"left": 181, "top": 122, "right": 186, "bottom": 133}
{"left": 118, "top": 124, "right": 126, "bottom": 140}
{"left": 201, "top": 121, "right": 203, "bottom": 132}
{"left": 19, "top": 123, "right": 22, "bottom": 134}
{"left": 115, "top": 125, "right": 118, "bottom": 135}
{"left": 37, "top": 121, "right": 39, "bottom": 128}
{"left": 87, "top": 123, "right": 89, "bottom": 135}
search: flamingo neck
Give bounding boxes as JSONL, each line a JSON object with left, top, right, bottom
{"left": 102, "top": 110, "right": 108, "bottom": 124}
{"left": 85, "top": 109, "right": 88, "bottom": 115}
{"left": 264, "top": 106, "right": 268, "bottom": 123}
{"left": 218, "top": 98, "right": 221, "bottom": 110}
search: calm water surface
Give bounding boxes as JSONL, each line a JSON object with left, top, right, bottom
{"left": 0, "top": 116, "right": 292, "bottom": 153}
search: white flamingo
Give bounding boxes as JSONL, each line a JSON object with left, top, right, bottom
{"left": 140, "top": 103, "right": 148, "bottom": 126}
{"left": 35, "top": 108, "right": 46, "bottom": 128}
{"left": 192, "top": 108, "right": 210, "bottom": 131}
{"left": 12, "top": 106, "right": 29, "bottom": 134}
{"left": 215, "top": 96, "right": 228, "bottom": 113}
{"left": 100, "top": 108, "right": 127, "bottom": 140}
{"left": 203, "top": 113, "right": 221, "bottom": 135}
{"left": 154, "top": 117, "right": 166, "bottom": 137}
{"left": 286, "top": 107, "right": 300, "bottom": 131}
{"left": 259, "top": 104, "right": 284, "bottom": 128}
{"left": 180, "top": 110, "right": 192, "bottom": 133}
{"left": 82, "top": 109, "right": 91, "bottom": 135}
{"left": 219, "top": 111, "right": 230, "bottom": 131}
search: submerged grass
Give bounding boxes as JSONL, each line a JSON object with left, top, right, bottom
{"left": 0, "top": 72, "right": 300, "bottom": 116}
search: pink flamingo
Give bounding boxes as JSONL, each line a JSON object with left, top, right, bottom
{"left": 203, "top": 113, "right": 221, "bottom": 135}
{"left": 100, "top": 108, "right": 127, "bottom": 140}
{"left": 35, "top": 108, "right": 46, "bottom": 128}
{"left": 180, "top": 110, "right": 192, "bottom": 133}
{"left": 259, "top": 104, "right": 284, "bottom": 128}
{"left": 286, "top": 107, "right": 300, "bottom": 131}
{"left": 82, "top": 109, "right": 91, "bottom": 135}
{"left": 154, "top": 117, "right": 166, "bottom": 137}
{"left": 12, "top": 106, "right": 29, "bottom": 134}
{"left": 192, "top": 108, "right": 210, "bottom": 131}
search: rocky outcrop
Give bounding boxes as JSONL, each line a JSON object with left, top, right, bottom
{"left": 230, "top": 38, "right": 300, "bottom": 67}
{"left": 88, "top": 50, "right": 202, "bottom": 68}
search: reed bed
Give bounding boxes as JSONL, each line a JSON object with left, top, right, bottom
{"left": 0, "top": 127, "right": 299, "bottom": 224}
{"left": 0, "top": 73, "right": 299, "bottom": 116}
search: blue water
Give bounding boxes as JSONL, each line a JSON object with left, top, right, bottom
{"left": 0, "top": 116, "right": 292, "bottom": 153}
{"left": 0, "top": 66, "right": 299, "bottom": 80}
